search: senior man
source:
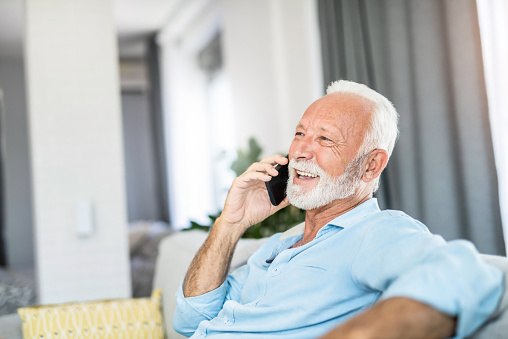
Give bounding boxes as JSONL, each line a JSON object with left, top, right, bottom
{"left": 173, "top": 80, "right": 503, "bottom": 339}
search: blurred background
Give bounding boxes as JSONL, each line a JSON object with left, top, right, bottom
{"left": 0, "top": 0, "right": 507, "bottom": 313}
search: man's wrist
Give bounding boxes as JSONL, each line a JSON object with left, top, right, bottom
{"left": 213, "top": 216, "right": 246, "bottom": 241}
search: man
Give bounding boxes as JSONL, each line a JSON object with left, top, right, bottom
{"left": 173, "top": 80, "right": 503, "bottom": 338}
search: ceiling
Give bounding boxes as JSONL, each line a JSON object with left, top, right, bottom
{"left": 0, "top": 0, "right": 180, "bottom": 59}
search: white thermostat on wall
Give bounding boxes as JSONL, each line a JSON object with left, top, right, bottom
{"left": 75, "top": 199, "right": 94, "bottom": 238}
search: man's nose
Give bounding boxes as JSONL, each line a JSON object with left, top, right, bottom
{"left": 290, "top": 138, "right": 314, "bottom": 161}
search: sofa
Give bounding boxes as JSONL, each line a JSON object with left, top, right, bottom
{"left": 1, "top": 230, "right": 507, "bottom": 338}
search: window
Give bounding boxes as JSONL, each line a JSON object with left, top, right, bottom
{"left": 159, "top": 8, "right": 235, "bottom": 229}
{"left": 477, "top": 0, "right": 508, "bottom": 250}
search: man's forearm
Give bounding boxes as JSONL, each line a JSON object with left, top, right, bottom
{"left": 182, "top": 154, "right": 289, "bottom": 298}
{"left": 319, "top": 297, "right": 456, "bottom": 339}
{"left": 182, "top": 217, "right": 244, "bottom": 297}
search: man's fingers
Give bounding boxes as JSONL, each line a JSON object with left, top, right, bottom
{"left": 272, "top": 197, "right": 290, "bottom": 212}
{"left": 246, "top": 162, "right": 279, "bottom": 176}
{"left": 246, "top": 155, "right": 289, "bottom": 175}
{"left": 237, "top": 170, "right": 272, "bottom": 185}
{"left": 259, "top": 154, "right": 289, "bottom": 166}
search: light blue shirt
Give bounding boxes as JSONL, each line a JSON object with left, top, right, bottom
{"left": 174, "top": 198, "right": 503, "bottom": 338}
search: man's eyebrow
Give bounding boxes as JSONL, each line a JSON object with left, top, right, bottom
{"left": 317, "top": 126, "right": 337, "bottom": 134}
{"left": 318, "top": 125, "right": 346, "bottom": 142}
{"left": 295, "top": 123, "right": 341, "bottom": 138}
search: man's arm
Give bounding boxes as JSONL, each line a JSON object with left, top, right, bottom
{"left": 174, "top": 155, "right": 289, "bottom": 336}
{"left": 319, "top": 297, "right": 456, "bottom": 339}
{"left": 182, "top": 154, "right": 289, "bottom": 297}
{"left": 182, "top": 216, "right": 244, "bottom": 297}
{"left": 348, "top": 218, "right": 503, "bottom": 338}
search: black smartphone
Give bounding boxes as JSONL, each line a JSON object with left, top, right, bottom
{"left": 265, "top": 160, "right": 289, "bottom": 206}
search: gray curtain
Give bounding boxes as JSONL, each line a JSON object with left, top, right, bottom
{"left": 318, "top": 0, "right": 505, "bottom": 255}
{"left": 147, "top": 35, "right": 170, "bottom": 223}
{"left": 0, "top": 90, "right": 5, "bottom": 266}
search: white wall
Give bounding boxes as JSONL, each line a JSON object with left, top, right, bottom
{"left": 157, "top": 0, "right": 323, "bottom": 228}
{"left": 0, "top": 57, "right": 34, "bottom": 270}
{"left": 25, "top": 0, "right": 131, "bottom": 303}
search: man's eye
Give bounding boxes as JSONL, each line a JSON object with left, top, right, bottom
{"left": 295, "top": 132, "right": 304, "bottom": 136}
{"left": 320, "top": 136, "right": 331, "bottom": 141}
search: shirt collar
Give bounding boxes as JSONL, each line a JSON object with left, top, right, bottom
{"left": 280, "top": 198, "right": 380, "bottom": 240}
{"left": 327, "top": 198, "right": 380, "bottom": 229}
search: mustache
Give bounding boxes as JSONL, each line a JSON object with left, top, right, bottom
{"left": 288, "top": 159, "right": 326, "bottom": 177}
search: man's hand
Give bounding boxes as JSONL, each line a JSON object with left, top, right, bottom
{"left": 182, "top": 154, "right": 290, "bottom": 298}
{"left": 220, "top": 154, "right": 290, "bottom": 232}
{"left": 318, "top": 297, "right": 456, "bottom": 339}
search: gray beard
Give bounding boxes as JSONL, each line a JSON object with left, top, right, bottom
{"left": 286, "top": 157, "right": 363, "bottom": 211}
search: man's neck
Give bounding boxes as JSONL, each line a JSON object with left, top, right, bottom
{"left": 293, "top": 192, "right": 372, "bottom": 247}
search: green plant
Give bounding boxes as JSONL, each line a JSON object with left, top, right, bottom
{"left": 187, "top": 137, "right": 305, "bottom": 238}
{"left": 230, "top": 138, "right": 263, "bottom": 175}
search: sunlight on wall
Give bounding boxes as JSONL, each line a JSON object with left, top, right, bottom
{"left": 160, "top": 40, "right": 217, "bottom": 229}
{"left": 477, "top": 0, "right": 508, "bottom": 252}
{"left": 158, "top": 6, "right": 227, "bottom": 229}
{"left": 207, "top": 71, "right": 237, "bottom": 211}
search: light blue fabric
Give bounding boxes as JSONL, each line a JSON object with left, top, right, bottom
{"left": 173, "top": 199, "right": 503, "bottom": 339}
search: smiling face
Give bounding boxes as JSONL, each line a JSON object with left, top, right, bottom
{"left": 286, "top": 92, "right": 375, "bottom": 209}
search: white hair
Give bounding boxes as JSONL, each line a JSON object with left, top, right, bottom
{"left": 326, "top": 80, "right": 399, "bottom": 191}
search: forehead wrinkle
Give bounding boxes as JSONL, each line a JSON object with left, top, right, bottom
{"left": 329, "top": 95, "right": 373, "bottom": 139}
{"left": 298, "top": 110, "right": 349, "bottom": 145}
{"left": 298, "top": 93, "right": 373, "bottom": 144}
{"left": 301, "top": 115, "right": 342, "bottom": 141}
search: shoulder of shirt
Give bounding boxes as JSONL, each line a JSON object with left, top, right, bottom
{"left": 382, "top": 209, "right": 411, "bottom": 218}
{"left": 366, "top": 209, "right": 430, "bottom": 233}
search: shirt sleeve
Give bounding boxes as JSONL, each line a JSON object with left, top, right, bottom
{"left": 173, "top": 264, "right": 250, "bottom": 337}
{"left": 351, "top": 211, "right": 504, "bottom": 338}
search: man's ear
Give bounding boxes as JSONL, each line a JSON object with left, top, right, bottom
{"left": 362, "top": 149, "right": 389, "bottom": 183}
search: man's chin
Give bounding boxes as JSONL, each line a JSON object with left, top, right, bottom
{"left": 287, "top": 197, "right": 328, "bottom": 211}
{"left": 292, "top": 176, "right": 319, "bottom": 190}
{"left": 287, "top": 188, "right": 327, "bottom": 211}
{"left": 286, "top": 179, "right": 359, "bottom": 210}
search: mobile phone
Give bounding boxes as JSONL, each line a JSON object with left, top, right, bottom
{"left": 265, "top": 160, "right": 289, "bottom": 206}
